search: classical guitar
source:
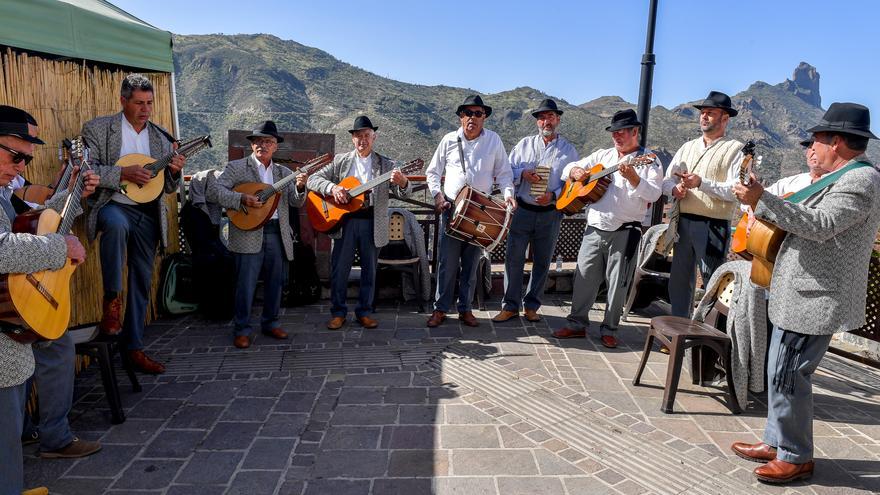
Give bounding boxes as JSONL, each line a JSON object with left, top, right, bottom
{"left": 118, "top": 134, "right": 212, "bottom": 203}
{"left": 305, "top": 159, "right": 424, "bottom": 233}
{"left": 729, "top": 141, "right": 759, "bottom": 257}
{"left": 227, "top": 153, "right": 334, "bottom": 231}
{"left": 0, "top": 138, "right": 89, "bottom": 343}
{"left": 555, "top": 153, "right": 657, "bottom": 215}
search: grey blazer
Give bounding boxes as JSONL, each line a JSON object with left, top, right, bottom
{"left": 81, "top": 112, "right": 178, "bottom": 247}
{"left": 214, "top": 154, "right": 306, "bottom": 260}
{"left": 307, "top": 150, "right": 412, "bottom": 247}
{"left": 755, "top": 158, "right": 880, "bottom": 334}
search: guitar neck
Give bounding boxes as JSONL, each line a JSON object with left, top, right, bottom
{"left": 57, "top": 166, "right": 88, "bottom": 235}
{"left": 55, "top": 161, "right": 75, "bottom": 192}
{"left": 738, "top": 155, "right": 754, "bottom": 184}
{"left": 144, "top": 139, "right": 209, "bottom": 173}
{"left": 256, "top": 154, "right": 333, "bottom": 202}
{"left": 349, "top": 169, "right": 395, "bottom": 197}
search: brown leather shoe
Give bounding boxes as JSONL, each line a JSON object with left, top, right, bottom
{"left": 99, "top": 297, "right": 122, "bottom": 336}
{"left": 754, "top": 459, "right": 814, "bottom": 484}
{"left": 492, "top": 310, "right": 519, "bottom": 322}
{"left": 600, "top": 335, "right": 619, "bottom": 349}
{"left": 552, "top": 327, "right": 586, "bottom": 339}
{"left": 262, "top": 327, "right": 288, "bottom": 339}
{"left": 524, "top": 309, "right": 541, "bottom": 322}
{"left": 458, "top": 311, "right": 479, "bottom": 327}
{"left": 128, "top": 350, "right": 165, "bottom": 374}
{"left": 233, "top": 335, "right": 251, "bottom": 349}
{"left": 357, "top": 316, "right": 379, "bottom": 329}
{"left": 426, "top": 311, "right": 446, "bottom": 328}
{"left": 731, "top": 442, "right": 777, "bottom": 463}
{"left": 40, "top": 437, "right": 101, "bottom": 459}
{"left": 326, "top": 316, "right": 346, "bottom": 330}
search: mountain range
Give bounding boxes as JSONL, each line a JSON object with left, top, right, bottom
{"left": 173, "top": 33, "right": 862, "bottom": 184}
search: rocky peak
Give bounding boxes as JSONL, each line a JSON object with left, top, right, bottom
{"left": 781, "top": 62, "right": 821, "bottom": 108}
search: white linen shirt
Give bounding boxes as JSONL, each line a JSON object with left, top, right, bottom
{"left": 563, "top": 147, "right": 663, "bottom": 231}
{"left": 739, "top": 172, "right": 814, "bottom": 214}
{"left": 255, "top": 156, "right": 279, "bottom": 220}
{"left": 350, "top": 153, "right": 373, "bottom": 183}
{"left": 426, "top": 128, "right": 513, "bottom": 201}
{"left": 508, "top": 133, "right": 579, "bottom": 205}
{"left": 112, "top": 114, "right": 153, "bottom": 206}
{"left": 661, "top": 137, "right": 744, "bottom": 201}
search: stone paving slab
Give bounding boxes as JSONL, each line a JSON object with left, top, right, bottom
{"left": 22, "top": 298, "right": 880, "bottom": 494}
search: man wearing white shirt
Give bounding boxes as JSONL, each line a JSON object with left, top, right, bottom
{"left": 493, "top": 99, "right": 578, "bottom": 323}
{"left": 661, "top": 91, "right": 744, "bottom": 318}
{"left": 553, "top": 110, "right": 662, "bottom": 348}
{"left": 307, "top": 116, "right": 411, "bottom": 330}
{"left": 426, "top": 95, "right": 515, "bottom": 328}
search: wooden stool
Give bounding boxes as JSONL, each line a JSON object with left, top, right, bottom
{"left": 632, "top": 274, "right": 741, "bottom": 414}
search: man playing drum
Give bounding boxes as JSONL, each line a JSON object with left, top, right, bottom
{"left": 493, "top": 99, "right": 578, "bottom": 323}
{"left": 552, "top": 110, "right": 663, "bottom": 348}
{"left": 425, "top": 95, "right": 515, "bottom": 328}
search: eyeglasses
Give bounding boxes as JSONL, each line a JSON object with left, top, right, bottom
{"left": 0, "top": 142, "right": 34, "bottom": 166}
{"left": 460, "top": 109, "right": 486, "bottom": 118}
{"left": 251, "top": 138, "right": 277, "bottom": 146}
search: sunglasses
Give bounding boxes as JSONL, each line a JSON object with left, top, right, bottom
{"left": 0, "top": 142, "right": 34, "bottom": 166}
{"left": 460, "top": 109, "right": 486, "bottom": 118}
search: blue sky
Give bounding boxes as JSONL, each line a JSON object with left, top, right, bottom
{"left": 114, "top": 0, "right": 879, "bottom": 114}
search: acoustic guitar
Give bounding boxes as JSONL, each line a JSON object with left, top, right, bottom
{"left": 0, "top": 138, "right": 89, "bottom": 343}
{"left": 729, "top": 141, "right": 759, "bottom": 257}
{"left": 227, "top": 153, "right": 334, "bottom": 231}
{"left": 13, "top": 142, "right": 78, "bottom": 205}
{"left": 555, "top": 153, "right": 657, "bottom": 215}
{"left": 118, "top": 135, "right": 212, "bottom": 203}
{"left": 305, "top": 159, "right": 424, "bottom": 233}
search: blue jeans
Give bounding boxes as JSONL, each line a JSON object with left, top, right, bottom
{"left": 330, "top": 218, "right": 377, "bottom": 318}
{"left": 668, "top": 214, "right": 730, "bottom": 318}
{"left": 501, "top": 207, "right": 562, "bottom": 312}
{"left": 97, "top": 203, "right": 159, "bottom": 350}
{"left": 233, "top": 221, "right": 286, "bottom": 336}
{"left": 0, "top": 382, "right": 27, "bottom": 495}
{"left": 23, "top": 333, "right": 75, "bottom": 452}
{"left": 433, "top": 208, "right": 481, "bottom": 314}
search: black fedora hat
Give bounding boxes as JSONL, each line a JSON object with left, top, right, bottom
{"left": 348, "top": 115, "right": 378, "bottom": 134}
{"left": 456, "top": 95, "right": 492, "bottom": 117}
{"left": 246, "top": 120, "right": 284, "bottom": 143}
{"left": 605, "top": 109, "right": 642, "bottom": 132}
{"left": 531, "top": 99, "right": 563, "bottom": 118}
{"left": 693, "top": 90, "right": 738, "bottom": 117}
{"left": 0, "top": 105, "right": 44, "bottom": 144}
{"left": 806, "top": 102, "right": 877, "bottom": 139}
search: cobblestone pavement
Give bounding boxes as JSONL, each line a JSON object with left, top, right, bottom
{"left": 23, "top": 297, "right": 880, "bottom": 494}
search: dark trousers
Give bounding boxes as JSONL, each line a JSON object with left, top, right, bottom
{"left": 330, "top": 218, "right": 377, "bottom": 318}
{"left": 669, "top": 214, "right": 730, "bottom": 318}
{"left": 97, "top": 202, "right": 160, "bottom": 350}
{"left": 23, "top": 333, "right": 75, "bottom": 452}
{"left": 434, "top": 207, "right": 481, "bottom": 314}
{"left": 233, "top": 221, "right": 286, "bottom": 336}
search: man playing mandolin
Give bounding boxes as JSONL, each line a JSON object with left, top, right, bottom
{"left": 307, "top": 116, "right": 411, "bottom": 330}
{"left": 214, "top": 121, "right": 306, "bottom": 348}
{"left": 552, "top": 109, "right": 662, "bottom": 348}
{"left": 81, "top": 73, "right": 186, "bottom": 374}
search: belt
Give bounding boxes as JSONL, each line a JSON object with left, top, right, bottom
{"left": 516, "top": 198, "right": 556, "bottom": 213}
{"left": 679, "top": 212, "right": 727, "bottom": 223}
{"left": 616, "top": 221, "right": 642, "bottom": 231}
{"left": 348, "top": 207, "right": 374, "bottom": 220}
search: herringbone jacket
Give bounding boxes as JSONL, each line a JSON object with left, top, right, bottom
{"left": 80, "top": 112, "right": 178, "bottom": 247}
{"left": 214, "top": 154, "right": 305, "bottom": 260}
{"left": 755, "top": 158, "right": 880, "bottom": 334}
{"left": 307, "top": 150, "right": 412, "bottom": 247}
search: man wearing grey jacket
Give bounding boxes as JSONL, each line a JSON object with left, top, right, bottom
{"left": 308, "top": 116, "right": 411, "bottom": 330}
{"left": 731, "top": 103, "right": 880, "bottom": 484}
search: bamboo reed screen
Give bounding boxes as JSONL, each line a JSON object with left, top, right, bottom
{"left": 0, "top": 46, "right": 180, "bottom": 327}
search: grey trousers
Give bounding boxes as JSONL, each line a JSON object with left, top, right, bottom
{"left": 669, "top": 214, "right": 730, "bottom": 318}
{"left": 762, "top": 326, "right": 832, "bottom": 464}
{"left": 0, "top": 382, "right": 26, "bottom": 495}
{"left": 23, "top": 333, "right": 75, "bottom": 452}
{"left": 566, "top": 225, "right": 640, "bottom": 334}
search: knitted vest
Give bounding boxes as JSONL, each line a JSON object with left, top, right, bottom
{"left": 677, "top": 136, "right": 743, "bottom": 219}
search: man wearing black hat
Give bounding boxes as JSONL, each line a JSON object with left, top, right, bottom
{"left": 425, "top": 95, "right": 515, "bottom": 328}
{"left": 551, "top": 109, "right": 663, "bottom": 348}
{"left": 81, "top": 73, "right": 186, "bottom": 374}
{"left": 0, "top": 104, "right": 89, "bottom": 495}
{"left": 307, "top": 116, "right": 411, "bottom": 330}
{"left": 662, "top": 90, "right": 744, "bottom": 318}
{"left": 493, "top": 99, "right": 578, "bottom": 323}
{"left": 731, "top": 102, "right": 880, "bottom": 484}
{"left": 214, "top": 121, "right": 306, "bottom": 348}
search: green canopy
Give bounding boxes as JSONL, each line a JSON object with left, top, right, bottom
{"left": 0, "top": 0, "right": 172, "bottom": 72}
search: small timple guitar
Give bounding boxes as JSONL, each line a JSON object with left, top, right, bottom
{"left": 227, "top": 153, "right": 334, "bottom": 231}
{"left": 0, "top": 138, "right": 90, "bottom": 343}
{"left": 555, "top": 153, "right": 657, "bottom": 215}
{"left": 305, "top": 159, "right": 424, "bottom": 233}
{"left": 118, "top": 134, "right": 212, "bottom": 203}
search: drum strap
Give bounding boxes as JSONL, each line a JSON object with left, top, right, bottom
{"left": 456, "top": 137, "right": 468, "bottom": 178}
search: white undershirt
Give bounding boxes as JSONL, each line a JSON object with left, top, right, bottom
{"left": 112, "top": 114, "right": 152, "bottom": 205}
{"left": 255, "top": 155, "right": 279, "bottom": 220}
{"left": 350, "top": 153, "right": 373, "bottom": 183}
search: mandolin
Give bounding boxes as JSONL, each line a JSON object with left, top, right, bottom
{"left": 555, "top": 153, "right": 656, "bottom": 215}
{"left": 118, "top": 135, "right": 212, "bottom": 203}
{"left": 0, "top": 138, "right": 90, "bottom": 343}
{"left": 305, "top": 159, "right": 424, "bottom": 233}
{"left": 227, "top": 153, "right": 334, "bottom": 231}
